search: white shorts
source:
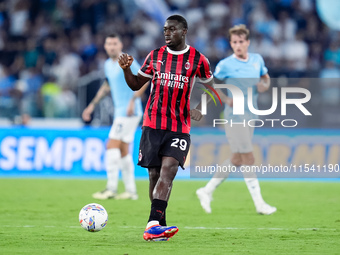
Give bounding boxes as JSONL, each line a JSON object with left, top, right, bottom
{"left": 225, "top": 124, "right": 254, "bottom": 153}
{"left": 108, "top": 116, "right": 142, "bottom": 143}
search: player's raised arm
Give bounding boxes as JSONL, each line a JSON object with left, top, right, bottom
{"left": 118, "top": 53, "right": 150, "bottom": 91}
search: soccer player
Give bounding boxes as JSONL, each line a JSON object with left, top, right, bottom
{"left": 196, "top": 24, "right": 277, "bottom": 215}
{"left": 82, "top": 33, "right": 147, "bottom": 200}
{"left": 118, "top": 15, "right": 214, "bottom": 241}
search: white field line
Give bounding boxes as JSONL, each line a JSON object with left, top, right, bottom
{"left": 118, "top": 226, "right": 337, "bottom": 231}
{"left": 184, "top": 226, "right": 339, "bottom": 231}
{"left": 2, "top": 225, "right": 338, "bottom": 231}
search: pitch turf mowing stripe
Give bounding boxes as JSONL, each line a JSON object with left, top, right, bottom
{"left": 1, "top": 179, "right": 339, "bottom": 255}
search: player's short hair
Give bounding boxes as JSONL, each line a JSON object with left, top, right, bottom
{"left": 228, "top": 24, "right": 250, "bottom": 40}
{"left": 166, "top": 15, "right": 188, "bottom": 30}
{"left": 105, "top": 33, "right": 121, "bottom": 41}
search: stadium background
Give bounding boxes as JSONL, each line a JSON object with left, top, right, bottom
{"left": 1, "top": 1, "right": 339, "bottom": 254}
{"left": 0, "top": 0, "right": 339, "bottom": 179}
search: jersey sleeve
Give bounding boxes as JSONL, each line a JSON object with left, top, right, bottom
{"left": 138, "top": 51, "right": 154, "bottom": 78}
{"left": 196, "top": 54, "right": 213, "bottom": 83}
{"left": 214, "top": 60, "right": 229, "bottom": 81}
{"left": 258, "top": 54, "right": 268, "bottom": 76}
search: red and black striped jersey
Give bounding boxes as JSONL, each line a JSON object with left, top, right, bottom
{"left": 138, "top": 45, "right": 213, "bottom": 134}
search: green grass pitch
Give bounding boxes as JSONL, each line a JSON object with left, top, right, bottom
{"left": 1, "top": 178, "right": 339, "bottom": 254}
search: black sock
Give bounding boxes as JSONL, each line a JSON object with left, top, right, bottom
{"left": 148, "top": 199, "right": 167, "bottom": 223}
{"left": 159, "top": 210, "right": 167, "bottom": 226}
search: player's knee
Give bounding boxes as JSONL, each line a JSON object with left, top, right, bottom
{"left": 231, "top": 159, "right": 242, "bottom": 166}
{"left": 231, "top": 155, "right": 242, "bottom": 166}
{"left": 119, "top": 143, "right": 130, "bottom": 157}
{"left": 243, "top": 155, "right": 255, "bottom": 165}
{"left": 160, "top": 163, "right": 178, "bottom": 181}
{"left": 148, "top": 169, "right": 159, "bottom": 181}
{"left": 106, "top": 139, "right": 120, "bottom": 150}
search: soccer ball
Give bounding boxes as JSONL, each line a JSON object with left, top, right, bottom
{"left": 79, "top": 203, "right": 108, "bottom": 232}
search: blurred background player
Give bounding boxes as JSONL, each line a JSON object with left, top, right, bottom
{"left": 82, "top": 33, "right": 146, "bottom": 200}
{"left": 118, "top": 15, "right": 213, "bottom": 241}
{"left": 196, "top": 24, "right": 277, "bottom": 215}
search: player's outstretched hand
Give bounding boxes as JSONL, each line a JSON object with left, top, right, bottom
{"left": 256, "top": 82, "right": 269, "bottom": 93}
{"left": 82, "top": 103, "right": 95, "bottom": 122}
{"left": 118, "top": 53, "right": 134, "bottom": 70}
{"left": 190, "top": 109, "right": 203, "bottom": 121}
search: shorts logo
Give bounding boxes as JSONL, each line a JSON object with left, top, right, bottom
{"left": 185, "top": 60, "right": 190, "bottom": 70}
{"left": 138, "top": 150, "right": 143, "bottom": 161}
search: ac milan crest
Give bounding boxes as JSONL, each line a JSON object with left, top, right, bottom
{"left": 185, "top": 60, "right": 190, "bottom": 70}
{"left": 138, "top": 150, "right": 143, "bottom": 161}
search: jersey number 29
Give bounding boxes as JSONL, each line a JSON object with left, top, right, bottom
{"left": 171, "top": 138, "right": 187, "bottom": 151}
